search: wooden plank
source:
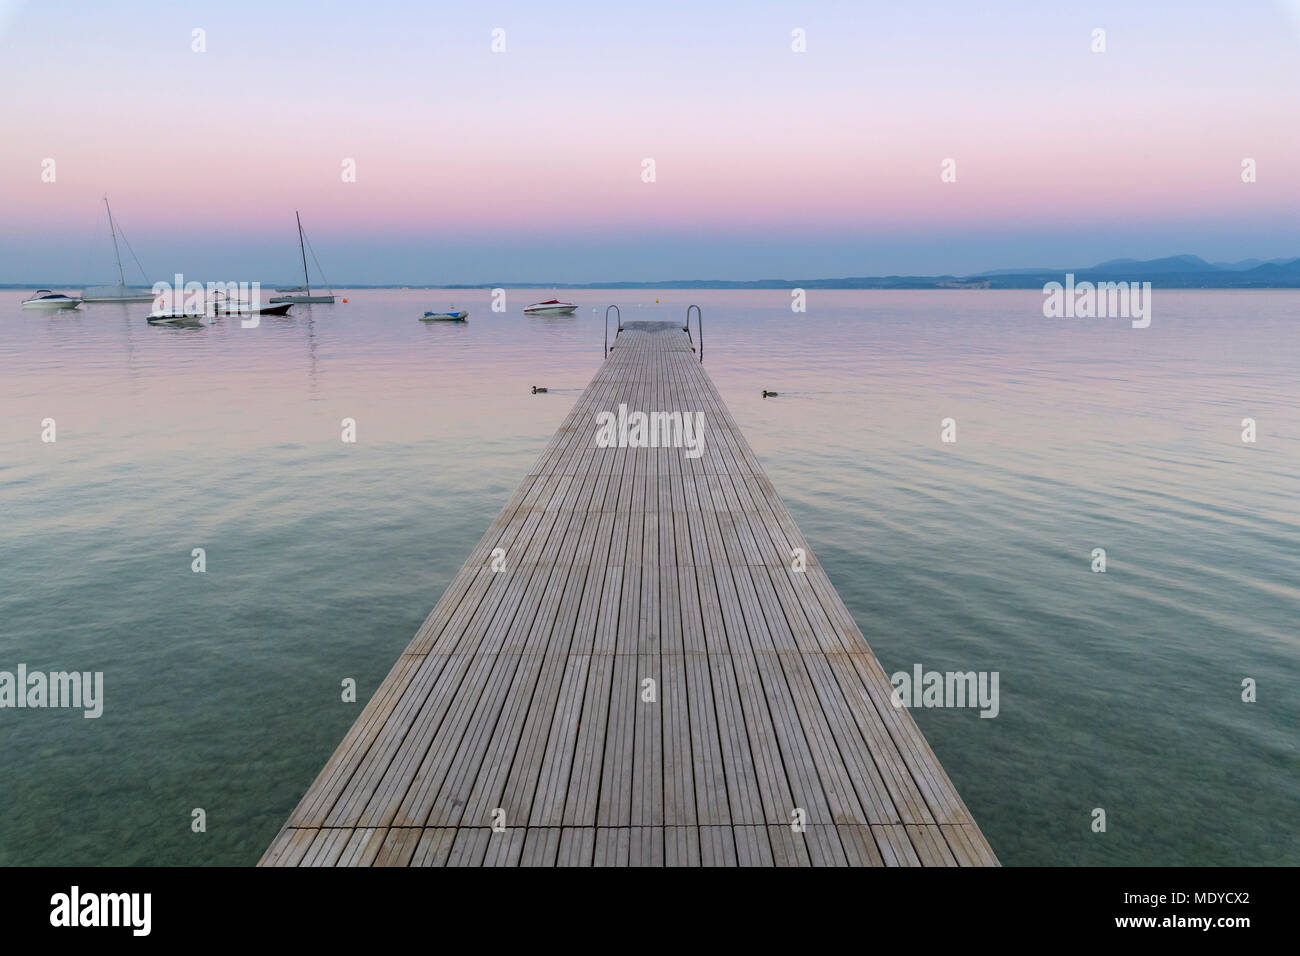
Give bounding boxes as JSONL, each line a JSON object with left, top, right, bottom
{"left": 337, "top": 827, "right": 387, "bottom": 866}
{"left": 260, "top": 827, "right": 316, "bottom": 867}
{"left": 765, "top": 825, "right": 811, "bottom": 867}
{"left": 684, "top": 653, "right": 729, "bottom": 825}
{"left": 446, "top": 827, "right": 491, "bottom": 867}
{"left": 557, "top": 827, "right": 596, "bottom": 867}
{"left": 482, "top": 828, "right": 527, "bottom": 866}
{"left": 872, "top": 824, "right": 923, "bottom": 867}
{"left": 529, "top": 655, "right": 590, "bottom": 825}
{"left": 941, "top": 823, "right": 1001, "bottom": 866}
{"left": 444, "top": 653, "right": 544, "bottom": 828}
{"left": 732, "top": 825, "right": 774, "bottom": 867}
{"left": 519, "top": 827, "right": 561, "bottom": 867}
{"left": 410, "top": 827, "right": 457, "bottom": 867}
{"left": 299, "top": 828, "right": 351, "bottom": 867}
{"left": 629, "top": 826, "right": 664, "bottom": 867}
{"left": 665, "top": 825, "right": 700, "bottom": 866}
{"left": 593, "top": 827, "right": 631, "bottom": 866}
{"left": 372, "top": 827, "right": 423, "bottom": 867}
{"left": 906, "top": 824, "right": 959, "bottom": 867}
{"left": 661, "top": 653, "right": 696, "bottom": 826}
{"left": 596, "top": 655, "right": 637, "bottom": 826}
{"left": 562, "top": 652, "right": 615, "bottom": 826}
{"left": 804, "top": 825, "right": 850, "bottom": 866}
{"left": 632, "top": 651, "right": 664, "bottom": 826}
{"left": 698, "top": 825, "right": 738, "bottom": 866}
{"left": 836, "top": 824, "right": 885, "bottom": 866}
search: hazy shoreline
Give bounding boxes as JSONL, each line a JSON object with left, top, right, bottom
{"left": 8, "top": 256, "right": 1298, "bottom": 293}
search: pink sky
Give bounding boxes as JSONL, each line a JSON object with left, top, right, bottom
{"left": 2, "top": 0, "right": 1298, "bottom": 281}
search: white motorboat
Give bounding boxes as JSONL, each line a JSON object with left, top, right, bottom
{"left": 21, "top": 290, "right": 81, "bottom": 310}
{"left": 80, "top": 197, "right": 155, "bottom": 303}
{"left": 269, "top": 212, "right": 335, "bottom": 304}
{"left": 524, "top": 298, "right": 578, "bottom": 316}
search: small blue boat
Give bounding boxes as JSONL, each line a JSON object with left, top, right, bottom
{"left": 420, "top": 310, "right": 468, "bottom": 322}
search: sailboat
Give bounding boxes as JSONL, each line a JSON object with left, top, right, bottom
{"left": 81, "top": 197, "right": 155, "bottom": 303}
{"left": 270, "top": 212, "right": 335, "bottom": 304}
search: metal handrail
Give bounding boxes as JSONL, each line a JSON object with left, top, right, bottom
{"left": 605, "top": 305, "right": 621, "bottom": 356}
{"left": 685, "top": 304, "right": 702, "bottom": 362}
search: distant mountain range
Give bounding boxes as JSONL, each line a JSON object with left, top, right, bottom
{"left": 446, "top": 254, "right": 1300, "bottom": 289}
{"left": 980, "top": 255, "right": 1300, "bottom": 276}
{"left": 8, "top": 255, "right": 1300, "bottom": 291}
{"left": 969, "top": 254, "right": 1300, "bottom": 286}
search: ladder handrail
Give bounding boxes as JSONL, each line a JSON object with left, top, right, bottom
{"left": 685, "top": 304, "right": 702, "bottom": 362}
{"left": 605, "top": 305, "right": 622, "bottom": 356}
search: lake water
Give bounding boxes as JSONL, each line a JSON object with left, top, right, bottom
{"left": 1, "top": 288, "right": 1296, "bottom": 866}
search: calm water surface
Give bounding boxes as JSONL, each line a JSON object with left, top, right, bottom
{"left": 1, "top": 289, "right": 1296, "bottom": 865}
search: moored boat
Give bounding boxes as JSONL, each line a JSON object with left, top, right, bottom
{"left": 21, "top": 290, "right": 81, "bottom": 310}
{"left": 146, "top": 312, "right": 204, "bottom": 326}
{"left": 150, "top": 291, "right": 292, "bottom": 321}
{"left": 210, "top": 295, "right": 294, "bottom": 317}
{"left": 269, "top": 212, "right": 335, "bottom": 304}
{"left": 82, "top": 285, "right": 155, "bottom": 303}
{"left": 524, "top": 299, "right": 577, "bottom": 316}
{"left": 421, "top": 310, "right": 468, "bottom": 322}
{"left": 270, "top": 293, "right": 334, "bottom": 304}
{"left": 80, "top": 198, "right": 156, "bottom": 303}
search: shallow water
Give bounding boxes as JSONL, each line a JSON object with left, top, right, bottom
{"left": 1, "top": 288, "right": 1296, "bottom": 865}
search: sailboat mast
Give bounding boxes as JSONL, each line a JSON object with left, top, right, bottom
{"left": 105, "top": 197, "right": 125, "bottom": 286}
{"left": 296, "top": 211, "right": 311, "bottom": 296}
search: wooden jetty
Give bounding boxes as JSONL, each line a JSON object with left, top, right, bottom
{"left": 260, "top": 320, "right": 997, "bottom": 867}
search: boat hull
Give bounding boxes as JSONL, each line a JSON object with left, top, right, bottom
{"left": 152, "top": 301, "right": 293, "bottom": 320}
{"left": 269, "top": 294, "right": 335, "bottom": 304}
{"left": 421, "top": 311, "right": 468, "bottom": 322}
{"left": 211, "top": 303, "right": 294, "bottom": 316}
{"left": 147, "top": 314, "right": 204, "bottom": 326}
{"left": 524, "top": 305, "right": 578, "bottom": 316}
{"left": 22, "top": 298, "right": 81, "bottom": 310}
{"left": 82, "top": 284, "right": 156, "bottom": 303}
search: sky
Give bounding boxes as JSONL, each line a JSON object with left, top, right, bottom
{"left": 1, "top": 0, "right": 1298, "bottom": 284}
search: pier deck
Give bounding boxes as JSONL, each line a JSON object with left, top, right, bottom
{"left": 260, "top": 321, "right": 997, "bottom": 867}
